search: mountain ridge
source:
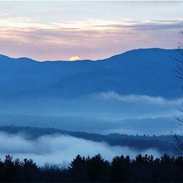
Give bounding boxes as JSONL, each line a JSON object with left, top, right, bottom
{"left": 0, "top": 48, "right": 181, "bottom": 100}
{"left": 0, "top": 48, "right": 178, "bottom": 63}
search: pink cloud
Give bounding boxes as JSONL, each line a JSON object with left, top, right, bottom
{"left": 0, "top": 20, "right": 181, "bottom": 61}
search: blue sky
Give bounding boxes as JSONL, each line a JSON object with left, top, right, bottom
{"left": 0, "top": 1, "right": 183, "bottom": 60}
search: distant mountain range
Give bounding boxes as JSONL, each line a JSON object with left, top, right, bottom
{"left": 0, "top": 48, "right": 181, "bottom": 99}
{"left": 0, "top": 48, "right": 182, "bottom": 134}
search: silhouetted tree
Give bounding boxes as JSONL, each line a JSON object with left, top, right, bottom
{"left": 130, "top": 154, "right": 154, "bottom": 182}
{"left": 69, "top": 155, "right": 88, "bottom": 182}
{"left": 173, "top": 156, "right": 183, "bottom": 181}
{"left": 173, "top": 30, "right": 183, "bottom": 155}
{"left": 110, "top": 155, "right": 130, "bottom": 182}
{"left": 23, "top": 159, "right": 39, "bottom": 182}
{"left": 0, "top": 159, "right": 4, "bottom": 182}
{"left": 87, "top": 154, "right": 110, "bottom": 182}
{"left": 4, "top": 155, "right": 16, "bottom": 182}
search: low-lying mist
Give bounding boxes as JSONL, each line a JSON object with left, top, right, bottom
{"left": 0, "top": 92, "right": 181, "bottom": 135}
{"left": 0, "top": 132, "right": 161, "bottom": 166}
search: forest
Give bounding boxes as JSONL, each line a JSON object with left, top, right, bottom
{"left": 1, "top": 153, "right": 183, "bottom": 182}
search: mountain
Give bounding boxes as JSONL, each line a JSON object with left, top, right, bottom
{"left": 0, "top": 48, "right": 181, "bottom": 99}
{"left": 0, "top": 48, "right": 182, "bottom": 134}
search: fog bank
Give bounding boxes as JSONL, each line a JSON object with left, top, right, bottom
{"left": 0, "top": 132, "right": 161, "bottom": 166}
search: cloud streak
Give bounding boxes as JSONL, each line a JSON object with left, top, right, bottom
{"left": 96, "top": 91, "right": 183, "bottom": 106}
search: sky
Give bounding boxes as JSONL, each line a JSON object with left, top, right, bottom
{"left": 0, "top": 1, "right": 183, "bottom": 61}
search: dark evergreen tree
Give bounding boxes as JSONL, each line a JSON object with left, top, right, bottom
{"left": 23, "top": 159, "right": 40, "bottom": 182}
{"left": 69, "top": 155, "right": 88, "bottom": 182}
{"left": 87, "top": 154, "right": 110, "bottom": 182}
{"left": 4, "top": 155, "right": 15, "bottom": 182}
{"left": 110, "top": 155, "right": 130, "bottom": 182}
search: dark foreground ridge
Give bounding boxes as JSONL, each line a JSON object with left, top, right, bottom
{"left": 0, "top": 154, "right": 183, "bottom": 182}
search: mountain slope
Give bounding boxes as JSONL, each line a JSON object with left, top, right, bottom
{"left": 0, "top": 48, "right": 181, "bottom": 133}
{"left": 0, "top": 48, "right": 181, "bottom": 99}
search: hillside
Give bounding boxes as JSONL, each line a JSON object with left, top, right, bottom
{"left": 0, "top": 48, "right": 181, "bottom": 99}
{"left": 0, "top": 48, "right": 181, "bottom": 134}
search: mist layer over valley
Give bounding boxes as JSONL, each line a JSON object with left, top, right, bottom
{"left": 0, "top": 126, "right": 172, "bottom": 166}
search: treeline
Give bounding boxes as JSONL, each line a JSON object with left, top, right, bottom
{"left": 1, "top": 154, "right": 183, "bottom": 182}
{"left": 0, "top": 125, "right": 174, "bottom": 154}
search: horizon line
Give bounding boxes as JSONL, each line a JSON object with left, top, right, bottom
{"left": 0, "top": 47, "right": 177, "bottom": 63}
